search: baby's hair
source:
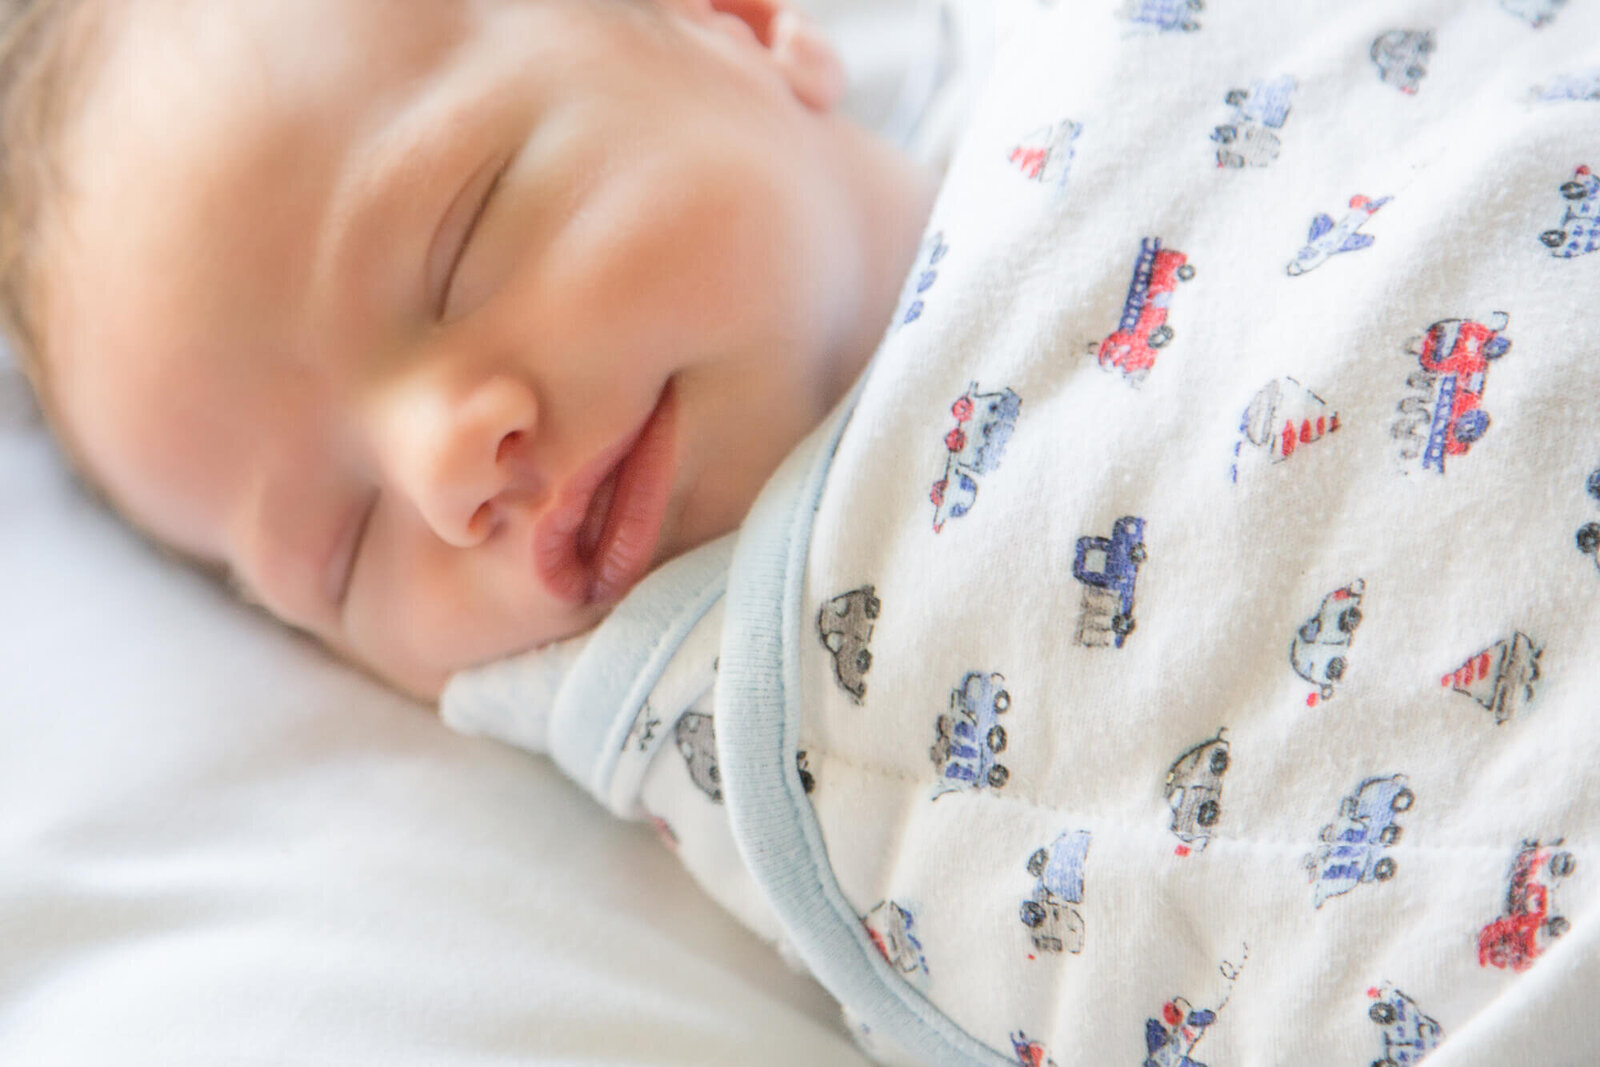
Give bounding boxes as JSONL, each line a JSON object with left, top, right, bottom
{"left": 0, "top": 0, "right": 240, "bottom": 591}
{"left": 0, "top": 0, "right": 97, "bottom": 396}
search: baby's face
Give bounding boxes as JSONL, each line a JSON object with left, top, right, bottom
{"left": 45, "top": 0, "right": 928, "bottom": 698}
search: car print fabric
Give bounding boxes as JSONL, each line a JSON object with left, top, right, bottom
{"left": 445, "top": 1, "right": 1600, "bottom": 1064}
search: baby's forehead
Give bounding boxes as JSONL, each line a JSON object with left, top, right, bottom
{"left": 48, "top": 0, "right": 476, "bottom": 539}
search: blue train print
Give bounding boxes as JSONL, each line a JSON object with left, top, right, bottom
{"left": 1306, "top": 774, "right": 1414, "bottom": 907}
{"left": 930, "top": 671, "right": 1012, "bottom": 796}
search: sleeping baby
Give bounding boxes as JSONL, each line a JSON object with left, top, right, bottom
{"left": 6, "top": 0, "right": 1600, "bottom": 1063}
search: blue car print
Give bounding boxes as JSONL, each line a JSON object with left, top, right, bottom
{"left": 1306, "top": 774, "right": 1414, "bottom": 907}
{"left": 1371, "top": 30, "right": 1434, "bottom": 95}
{"left": 1367, "top": 982, "right": 1443, "bottom": 1066}
{"left": 1019, "top": 830, "right": 1091, "bottom": 954}
{"left": 931, "top": 671, "right": 1011, "bottom": 795}
{"left": 1073, "top": 516, "right": 1147, "bottom": 647}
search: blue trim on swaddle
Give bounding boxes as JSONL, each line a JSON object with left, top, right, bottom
{"left": 549, "top": 535, "right": 735, "bottom": 813}
{"left": 718, "top": 388, "right": 1010, "bottom": 1067}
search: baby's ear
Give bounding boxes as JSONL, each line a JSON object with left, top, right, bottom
{"left": 673, "top": 0, "right": 845, "bottom": 112}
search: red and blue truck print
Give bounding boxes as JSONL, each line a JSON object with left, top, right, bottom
{"left": 1366, "top": 983, "right": 1443, "bottom": 1066}
{"left": 1091, "top": 238, "right": 1195, "bottom": 383}
{"left": 1073, "top": 516, "right": 1148, "bottom": 648}
{"left": 1306, "top": 773, "right": 1413, "bottom": 907}
{"left": 1415, "top": 313, "right": 1511, "bottom": 473}
{"left": 930, "top": 671, "right": 1011, "bottom": 796}
{"left": 1143, "top": 998, "right": 1219, "bottom": 1067}
{"left": 1540, "top": 165, "right": 1598, "bottom": 258}
{"left": 1479, "top": 838, "right": 1576, "bottom": 972}
{"left": 1019, "top": 829, "right": 1091, "bottom": 955}
{"left": 1391, "top": 313, "right": 1511, "bottom": 473}
{"left": 931, "top": 383, "right": 1022, "bottom": 532}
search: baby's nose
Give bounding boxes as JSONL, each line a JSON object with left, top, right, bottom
{"left": 386, "top": 374, "right": 541, "bottom": 549}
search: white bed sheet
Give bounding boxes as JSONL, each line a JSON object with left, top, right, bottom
{"left": 0, "top": 2, "right": 974, "bottom": 1062}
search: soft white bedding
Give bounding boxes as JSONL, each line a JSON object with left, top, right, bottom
{"left": 0, "top": 3, "right": 967, "bottom": 1061}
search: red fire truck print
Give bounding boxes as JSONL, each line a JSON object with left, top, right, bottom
{"left": 1441, "top": 631, "right": 1542, "bottom": 725}
{"left": 1230, "top": 377, "right": 1340, "bottom": 483}
{"left": 1089, "top": 238, "right": 1196, "bottom": 384}
{"left": 1390, "top": 313, "right": 1511, "bottom": 474}
{"left": 1478, "top": 838, "right": 1576, "bottom": 972}
{"left": 1009, "top": 119, "right": 1081, "bottom": 188}
{"left": 1011, "top": 1031, "right": 1058, "bottom": 1067}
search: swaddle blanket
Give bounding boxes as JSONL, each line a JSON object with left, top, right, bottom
{"left": 445, "top": 1, "right": 1600, "bottom": 1063}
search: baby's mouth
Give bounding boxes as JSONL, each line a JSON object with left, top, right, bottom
{"left": 533, "top": 380, "right": 679, "bottom": 607}
{"left": 575, "top": 467, "right": 619, "bottom": 563}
